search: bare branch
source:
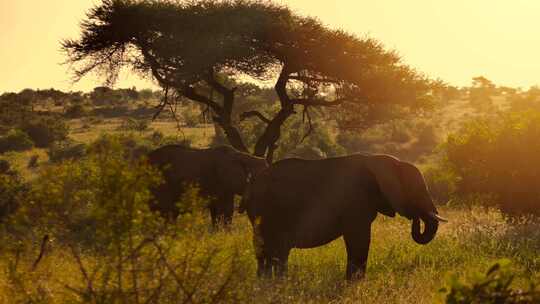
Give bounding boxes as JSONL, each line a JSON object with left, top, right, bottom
{"left": 240, "top": 111, "right": 271, "bottom": 124}
{"left": 152, "top": 86, "right": 169, "bottom": 121}
{"left": 31, "top": 234, "right": 49, "bottom": 271}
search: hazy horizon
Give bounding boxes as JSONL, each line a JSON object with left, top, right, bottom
{"left": 1, "top": 0, "right": 539, "bottom": 93}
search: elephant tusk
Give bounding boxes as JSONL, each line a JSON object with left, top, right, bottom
{"left": 428, "top": 212, "right": 448, "bottom": 223}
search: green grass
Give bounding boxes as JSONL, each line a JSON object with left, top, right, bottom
{"left": 0, "top": 116, "right": 215, "bottom": 180}
{"left": 1, "top": 206, "right": 538, "bottom": 303}
{"left": 69, "top": 117, "right": 215, "bottom": 147}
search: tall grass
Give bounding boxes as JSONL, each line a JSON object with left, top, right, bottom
{"left": 1, "top": 206, "right": 538, "bottom": 303}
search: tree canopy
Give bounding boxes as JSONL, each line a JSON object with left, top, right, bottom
{"left": 63, "top": 0, "right": 438, "bottom": 161}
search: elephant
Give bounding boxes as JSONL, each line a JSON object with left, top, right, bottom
{"left": 241, "top": 153, "right": 447, "bottom": 280}
{"left": 147, "top": 145, "right": 267, "bottom": 226}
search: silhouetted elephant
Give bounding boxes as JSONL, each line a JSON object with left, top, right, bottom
{"left": 241, "top": 153, "right": 447, "bottom": 280}
{"left": 148, "top": 145, "right": 267, "bottom": 226}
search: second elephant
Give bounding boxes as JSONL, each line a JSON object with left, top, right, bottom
{"left": 148, "top": 145, "right": 267, "bottom": 226}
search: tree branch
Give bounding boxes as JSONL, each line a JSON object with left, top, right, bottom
{"left": 182, "top": 86, "right": 222, "bottom": 115}
{"left": 239, "top": 111, "right": 271, "bottom": 124}
{"left": 254, "top": 64, "right": 296, "bottom": 160}
{"left": 204, "top": 70, "right": 236, "bottom": 97}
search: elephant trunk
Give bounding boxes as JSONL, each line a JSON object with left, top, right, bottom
{"left": 411, "top": 212, "right": 439, "bottom": 245}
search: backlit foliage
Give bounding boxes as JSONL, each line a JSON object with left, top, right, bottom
{"left": 444, "top": 111, "right": 540, "bottom": 217}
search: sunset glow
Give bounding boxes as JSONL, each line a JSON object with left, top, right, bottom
{"left": 1, "top": 0, "right": 539, "bottom": 92}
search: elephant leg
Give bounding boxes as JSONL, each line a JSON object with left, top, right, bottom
{"left": 209, "top": 201, "right": 220, "bottom": 227}
{"left": 256, "top": 256, "right": 268, "bottom": 278}
{"left": 343, "top": 223, "right": 372, "bottom": 280}
{"left": 209, "top": 192, "right": 234, "bottom": 228}
{"left": 272, "top": 249, "right": 290, "bottom": 278}
{"left": 221, "top": 192, "right": 234, "bottom": 226}
{"left": 252, "top": 219, "right": 271, "bottom": 278}
{"left": 266, "top": 236, "right": 291, "bottom": 278}
{"left": 151, "top": 185, "right": 179, "bottom": 221}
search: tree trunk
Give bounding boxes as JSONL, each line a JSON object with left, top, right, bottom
{"left": 214, "top": 87, "right": 248, "bottom": 153}
{"left": 218, "top": 122, "right": 248, "bottom": 153}
{"left": 253, "top": 65, "right": 295, "bottom": 162}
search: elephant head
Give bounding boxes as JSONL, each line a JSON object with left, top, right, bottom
{"left": 214, "top": 146, "right": 268, "bottom": 195}
{"left": 365, "top": 154, "right": 447, "bottom": 245}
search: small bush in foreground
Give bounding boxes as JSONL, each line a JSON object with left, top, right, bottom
{"left": 3, "top": 137, "right": 244, "bottom": 303}
{"left": 441, "top": 260, "right": 540, "bottom": 304}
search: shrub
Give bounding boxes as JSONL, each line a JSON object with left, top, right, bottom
{"left": 64, "top": 104, "right": 88, "bottom": 118}
{"left": 0, "top": 162, "right": 27, "bottom": 224}
{"left": 88, "top": 134, "right": 154, "bottom": 161}
{"left": 27, "top": 154, "right": 39, "bottom": 169}
{"left": 47, "top": 141, "right": 87, "bottom": 163}
{"left": 160, "top": 135, "right": 192, "bottom": 148}
{"left": 0, "top": 129, "right": 34, "bottom": 153}
{"left": 182, "top": 105, "right": 202, "bottom": 127}
{"left": 422, "top": 161, "right": 457, "bottom": 204}
{"left": 5, "top": 138, "right": 245, "bottom": 303}
{"left": 441, "top": 260, "right": 540, "bottom": 303}
{"left": 149, "top": 130, "right": 164, "bottom": 145}
{"left": 91, "top": 105, "right": 129, "bottom": 117}
{"left": 443, "top": 110, "right": 540, "bottom": 217}
{"left": 118, "top": 117, "right": 151, "bottom": 134}
{"left": 21, "top": 117, "right": 69, "bottom": 148}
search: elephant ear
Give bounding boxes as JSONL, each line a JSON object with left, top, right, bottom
{"left": 364, "top": 154, "right": 409, "bottom": 218}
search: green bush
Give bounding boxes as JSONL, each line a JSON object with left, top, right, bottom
{"left": 0, "top": 129, "right": 34, "bottom": 153}
{"left": 422, "top": 161, "right": 457, "bottom": 204}
{"left": 29, "top": 137, "right": 162, "bottom": 247}
{"left": 47, "top": 141, "right": 87, "bottom": 163}
{"left": 0, "top": 162, "right": 27, "bottom": 224}
{"left": 118, "top": 117, "right": 151, "bottom": 135}
{"left": 182, "top": 105, "right": 202, "bottom": 127}
{"left": 441, "top": 260, "right": 540, "bottom": 303}
{"left": 91, "top": 105, "right": 129, "bottom": 117}
{"left": 443, "top": 110, "right": 540, "bottom": 217}
{"left": 146, "top": 131, "right": 192, "bottom": 148}
{"left": 64, "top": 104, "right": 88, "bottom": 118}
{"left": 4, "top": 138, "right": 244, "bottom": 303}
{"left": 27, "top": 154, "right": 39, "bottom": 169}
{"left": 88, "top": 134, "right": 156, "bottom": 162}
{"left": 21, "top": 117, "right": 69, "bottom": 148}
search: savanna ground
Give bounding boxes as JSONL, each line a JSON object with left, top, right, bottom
{"left": 0, "top": 86, "right": 540, "bottom": 303}
{"left": 1, "top": 206, "right": 539, "bottom": 303}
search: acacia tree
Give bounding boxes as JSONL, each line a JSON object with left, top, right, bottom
{"left": 63, "top": 0, "right": 436, "bottom": 162}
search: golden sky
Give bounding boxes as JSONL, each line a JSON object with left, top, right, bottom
{"left": 1, "top": 0, "right": 539, "bottom": 93}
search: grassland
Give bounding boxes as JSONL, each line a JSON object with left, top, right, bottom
{"left": 1, "top": 205, "right": 538, "bottom": 303}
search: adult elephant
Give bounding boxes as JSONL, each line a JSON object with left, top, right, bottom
{"left": 241, "top": 153, "right": 447, "bottom": 280}
{"left": 148, "top": 145, "right": 267, "bottom": 226}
